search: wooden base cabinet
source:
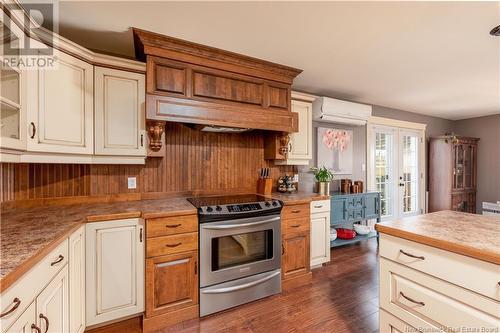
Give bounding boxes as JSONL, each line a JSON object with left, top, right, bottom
{"left": 143, "top": 214, "right": 199, "bottom": 332}
{"left": 145, "top": 251, "right": 198, "bottom": 317}
{"left": 282, "top": 232, "right": 310, "bottom": 279}
{"left": 280, "top": 204, "right": 312, "bottom": 290}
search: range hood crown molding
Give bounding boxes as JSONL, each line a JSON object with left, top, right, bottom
{"left": 134, "top": 28, "right": 302, "bottom": 133}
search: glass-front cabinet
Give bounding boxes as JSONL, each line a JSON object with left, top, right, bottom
{"left": 1, "top": 18, "right": 27, "bottom": 152}
{"left": 452, "top": 143, "right": 476, "bottom": 191}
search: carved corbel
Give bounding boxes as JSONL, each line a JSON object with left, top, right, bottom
{"left": 147, "top": 120, "right": 166, "bottom": 157}
{"left": 279, "top": 134, "right": 291, "bottom": 157}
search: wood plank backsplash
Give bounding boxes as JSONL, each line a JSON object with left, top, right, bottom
{"left": 0, "top": 123, "right": 295, "bottom": 203}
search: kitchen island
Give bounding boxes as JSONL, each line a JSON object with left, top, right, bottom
{"left": 375, "top": 210, "right": 500, "bottom": 332}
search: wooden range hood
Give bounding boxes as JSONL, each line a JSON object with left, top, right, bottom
{"left": 133, "top": 28, "right": 302, "bottom": 133}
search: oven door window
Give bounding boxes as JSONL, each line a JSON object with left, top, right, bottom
{"left": 211, "top": 230, "right": 273, "bottom": 271}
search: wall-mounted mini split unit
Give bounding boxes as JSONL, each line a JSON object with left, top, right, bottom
{"left": 312, "top": 97, "right": 372, "bottom": 126}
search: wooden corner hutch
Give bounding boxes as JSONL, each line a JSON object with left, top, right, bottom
{"left": 428, "top": 136, "right": 479, "bottom": 213}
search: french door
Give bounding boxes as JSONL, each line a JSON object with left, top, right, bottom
{"left": 369, "top": 125, "right": 424, "bottom": 221}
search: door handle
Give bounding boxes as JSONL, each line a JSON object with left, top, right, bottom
{"left": 399, "top": 249, "right": 425, "bottom": 260}
{"left": 201, "top": 271, "right": 281, "bottom": 294}
{"left": 39, "top": 313, "right": 49, "bottom": 333}
{"left": 0, "top": 297, "right": 21, "bottom": 318}
{"left": 399, "top": 292, "right": 425, "bottom": 306}
{"left": 50, "top": 255, "right": 64, "bottom": 266}
{"left": 30, "top": 122, "right": 36, "bottom": 139}
{"left": 202, "top": 216, "right": 280, "bottom": 230}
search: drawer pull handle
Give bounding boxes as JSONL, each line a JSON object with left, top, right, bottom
{"left": 166, "top": 242, "right": 181, "bottom": 248}
{"left": 400, "top": 292, "right": 425, "bottom": 306}
{"left": 39, "top": 313, "right": 49, "bottom": 333}
{"left": 314, "top": 205, "right": 323, "bottom": 208}
{"left": 31, "top": 324, "right": 42, "bottom": 333}
{"left": 165, "top": 224, "right": 181, "bottom": 228}
{"left": 50, "top": 255, "right": 64, "bottom": 266}
{"left": 0, "top": 298, "right": 21, "bottom": 318}
{"left": 291, "top": 210, "right": 301, "bottom": 213}
{"left": 399, "top": 249, "right": 425, "bottom": 260}
{"left": 290, "top": 224, "right": 301, "bottom": 228}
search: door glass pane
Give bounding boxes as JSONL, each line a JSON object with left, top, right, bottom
{"left": 1, "top": 102, "right": 20, "bottom": 139}
{"left": 1, "top": 68, "right": 20, "bottom": 105}
{"left": 375, "top": 132, "right": 393, "bottom": 217}
{"left": 454, "top": 145, "right": 464, "bottom": 189}
{"left": 212, "top": 230, "right": 273, "bottom": 271}
{"left": 464, "top": 145, "right": 472, "bottom": 188}
{"left": 401, "top": 135, "right": 419, "bottom": 213}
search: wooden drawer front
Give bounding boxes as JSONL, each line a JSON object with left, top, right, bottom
{"left": 380, "top": 234, "right": 500, "bottom": 301}
{"left": 147, "top": 215, "right": 198, "bottom": 238}
{"left": 1, "top": 239, "right": 68, "bottom": 332}
{"left": 310, "top": 200, "right": 330, "bottom": 214}
{"left": 282, "top": 204, "right": 310, "bottom": 221}
{"left": 380, "top": 258, "right": 500, "bottom": 331}
{"left": 147, "top": 232, "right": 198, "bottom": 258}
{"left": 283, "top": 217, "right": 309, "bottom": 235}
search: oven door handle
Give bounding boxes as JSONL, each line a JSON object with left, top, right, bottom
{"left": 200, "top": 270, "right": 281, "bottom": 294}
{"left": 201, "top": 216, "right": 280, "bottom": 230}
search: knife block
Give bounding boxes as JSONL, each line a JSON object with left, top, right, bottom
{"left": 256, "top": 178, "right": 273, "bottom": 195}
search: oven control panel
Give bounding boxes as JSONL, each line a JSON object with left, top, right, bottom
{"left": 199, "top": 200, "right": 282, "bottom": 219}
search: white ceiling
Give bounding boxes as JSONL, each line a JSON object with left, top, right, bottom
{"left": 55, "top": 1, "right": 500, "bottom": 120}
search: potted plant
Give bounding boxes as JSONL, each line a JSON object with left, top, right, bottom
{"left": 310, "top": 166, "right": 334, "bottom": 195}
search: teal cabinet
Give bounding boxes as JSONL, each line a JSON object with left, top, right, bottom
{"left": 330, "top": 192, "right": 381, "bottom": 248}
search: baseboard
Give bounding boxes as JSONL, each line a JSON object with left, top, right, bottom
{"left": 142, "top": 305, "right": 199, "bottom": 333}
{"left": 282, "top": 272, "right": 313, "bottom": 291}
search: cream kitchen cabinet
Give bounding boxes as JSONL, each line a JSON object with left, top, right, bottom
{"left": 275, "top": 92, "right": 314, "bottom": 166}
{"left": 310, "top": 200, "right": 331, "bottom": 268}
{"left": 85, "top": 218, "right": 145, "bottom": 327}
{"left": 36, "top": 266, "right": 70, "bottom": 333}
{"left": 26, "top": 48, "right": 94, "bottom": 155}
{"left": 379, "top": 233, "right": 500, "bottom": 332}
{"left": 94, "top": 67, "right": 146, "bottom": 157}
{"left": 4, "top": 301, "right": 36, "bottom": 333}
{"left": 69, "top": 226, "right": 85, "bottom": 333}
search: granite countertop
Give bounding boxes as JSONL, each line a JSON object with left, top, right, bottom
{"left": 0, "top": 198, "right": 196, "bottom": 292}
{"left": 269, "top": 191, "right": 330, "bottom": 205}
{"left": 375, "top": 210, "right": 500, "bottom": 264}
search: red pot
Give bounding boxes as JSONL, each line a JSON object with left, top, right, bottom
{"left": 336, "top": 228, "right": 357, "bottom": 240}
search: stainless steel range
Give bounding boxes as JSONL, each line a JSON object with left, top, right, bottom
{"left": 187, "top": 194, "right": 283, "bottom": 316}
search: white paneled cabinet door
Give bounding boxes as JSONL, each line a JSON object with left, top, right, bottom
{"left": 27, "top": 48, "right": 93, "bottom": 154}
{"left": 69, "top": 226, "right": 85, "bottom": 333}
{"left": 288, "top": 99, "right": 312, "bottom": 161}
{"left": 94, "top": 67, "right": 145, "bottom": 156}
{"left": 310, "top": 211, "right": 331, "bottom": 267}
{"left": 36, "top": 265, "right": 69, "bottom": 333}
{"left": 85, "top": 219, "right": 144, "bottom": 326}
{"left": 4, "top": 301, "right": 35, "bottom": 333}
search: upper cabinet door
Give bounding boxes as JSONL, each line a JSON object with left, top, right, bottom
{"left": 0, "top": 20, "right": 27, "bottom": 152}
{"left": 27, "top": 49, "right": 93, "bottom": 154}
{"left": 94, "top": 67, "right": 146, "bottom": 156}
{"left": 288, "top": 99, "right": 312, "bottom": 160}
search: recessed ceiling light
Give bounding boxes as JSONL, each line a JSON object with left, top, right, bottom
{"left": 490, "top": 25, "right": 500, "bottom": 36}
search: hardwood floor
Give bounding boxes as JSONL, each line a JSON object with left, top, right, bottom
{"left": 87, "top": 239, "right": 379, "bottom": 333}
